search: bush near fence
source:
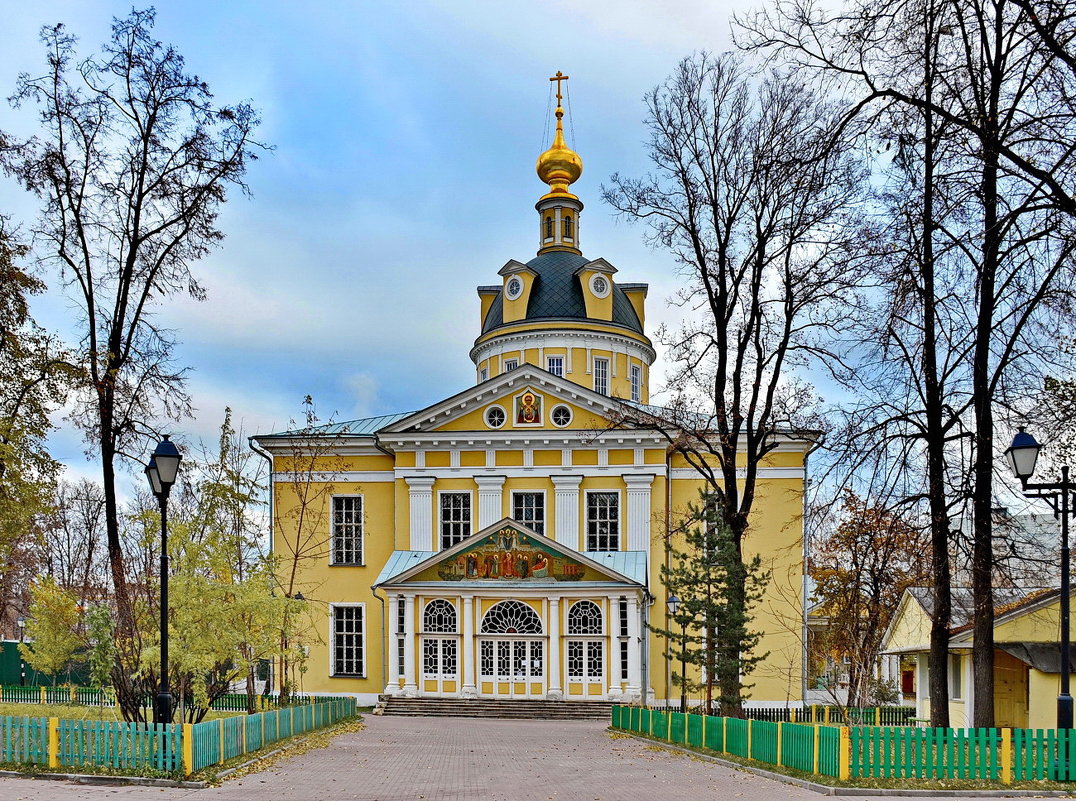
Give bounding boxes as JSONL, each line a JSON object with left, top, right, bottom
{"left": 612, "top": 705, "right": 1076, "bottom": 784}
{"left": 0, "top": 696, "right": 356, "bottom": 777}
{"left": 0, "top": 685, "right": 324, "bottom": 712}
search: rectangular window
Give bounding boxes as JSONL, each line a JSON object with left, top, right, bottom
{"left": 619, "top": 597, "right": 629, "bottom": 636}
{"left": 503, "top": 358, "right": 518, "bottom": 371}
{"left": 547, "top": 355, "right": 564, "bottom": 377}
{"left": 586, "top": 491, "right": 619, "bottom": 551}
{"left": 331, "top": 496, "right": 363, "bottom": 565}
{"left": 620, "top": 640, "right": 629, "bottom": 681}
{"left": 513, "top": 492, "right": 545, "bottom": 535}
{"left": 440, "top": 492, "right": 472, "bottom": 549}
{"left": 593, "top": 357, "right": 609, "bottom": 395}
{"left": 332, "top": 605, "right": 364, "bottom": 677}
{"left": 949, "top": 654, "right": 963, "bottom": 699}
{"left": 630, "top": 365, "right": 641, "bottom": 402}
{"left": 479, "top": 367, "right": 488, "bottom": 382}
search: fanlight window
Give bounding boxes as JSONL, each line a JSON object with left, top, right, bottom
{"left": 481, "top": 600, "right": 543, "bottom": 634}
{"left": 567, "top": 600, "right": 603, "bottom": 635}
{"left": 423, "top": 599, "right": 457, "bottom": 633}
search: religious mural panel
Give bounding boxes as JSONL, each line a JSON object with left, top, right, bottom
{"left": 422, "top": 525, "right": 589, "bottom": 582}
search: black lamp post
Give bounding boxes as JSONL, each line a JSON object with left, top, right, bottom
{"left": 16, "top": 617, "right": 25, "bottom": 686}
{"left": 1006, "top": 428, "right": 1073, "bottom": 730}
{"left": 667, "top": 595, "right": 688, "bottom": 713}
{"left": 145, "top": 435, "right": 182, "bottom": 725}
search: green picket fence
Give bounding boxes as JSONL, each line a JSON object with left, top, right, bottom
{"left": 0, "top": 697, "right": 355, "bottom": 775}
{"left": 745, "top": 705, "right": 915, "bottom": 725}
{"left": 186, "top": 696, "right": 356, "bottom": 773}
{"left": 0, "top": 685, "right": 323, "bottom": 712}
{"left": 613, "top": 705, "right": 1076, "bottom": 784}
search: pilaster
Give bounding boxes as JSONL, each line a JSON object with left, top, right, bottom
{"left": 552, "top": 475, "right": 583, "bottom": 550}
{"left": 405, "top": 477, "right": 436, "bottom": 551}
{"left": 475, "top": 475, "right": 506, "bottom": 529}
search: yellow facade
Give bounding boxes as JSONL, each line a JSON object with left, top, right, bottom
{"left": 253, "top": 77, "right": 812, "bottom": 708}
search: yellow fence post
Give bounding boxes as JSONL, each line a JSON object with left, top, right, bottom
{"left": 838, "top": 726, "right": 851, "bottom": 781}
{"left": 875, "top": 706, "right": 881, "bottom": 725}
{"left": 777, "top": 721, "right": 784, "bottom": 767}
{"left": 69, "top": 686, "right": 76, "bottom": 704}
{"left": 218, "top": 718, "right": 225, "bottom": 765}
{"left": 1001, "top": 728, "right": 1012, "bottom": 785}
{"left": 824, "top": 706, "right": 830, "bottom": 725}
{"left": 813, "top": 725, "right": 820, "bottom": 774}
{"left": 40, "top": 686, "right": 46, "bottom": 704}
{"left": 182, "top": 723, "right": 194, "bottom": 776}
{"left": 47, "top": 717, "right": 59, "bottom": 768}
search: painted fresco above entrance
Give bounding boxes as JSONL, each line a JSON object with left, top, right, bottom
{"left": 425, "top": 525, "right": 588, "bottom": 582}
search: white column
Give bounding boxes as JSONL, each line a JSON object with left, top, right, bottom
{"left": 475, "top": 475, "right": 506, "bottom": 529}
{"left": 461, "top": 595, "right": 477, "bottom": 698}
{"left": 607, "top": 594, "right": 623, "bottom": 701}
{"left": 916, "top": 654, "right": 928, "bottom": 719}
{"left": 385, "top": 595, "right": 400, "bottom": 695}
{"left": 624, "top": 474, "right": 655, "bottom": 554}
{"left": 626, "top": 595, "right": 642, "bottom": 702}
{"left": 406, "top": 477, "right": 436, "bottom": 551}
{"left": 552, "top": 475, "right": 582, "bottom": 550}
{"left": 401, "top": 594, "right": 418, "bottom": 697}
{"left": 547, "top": 597, "right": 563, "bottom": 700}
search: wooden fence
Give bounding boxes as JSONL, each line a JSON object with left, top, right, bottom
{"left": 0, "top": 696, "right": 355, "bottom": 776}
{"left": 612, "top": 705, "right": 1076, "bottom": 784}
{"left": 0, "top": 685, "right": 323, "bottom": 712}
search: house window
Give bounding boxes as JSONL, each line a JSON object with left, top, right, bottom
{"left": 563, "top": 215, "right": 573, "bottom": 239}
{"left": 630, "top": 365, "right": 641, "bottom": 402}
{"left": 545, "top": 216, "right": 553, "bottom": 239}
{"left": 440, "top": 492, "right": 472, "bottom": 549}
{"left": 503, "top": 358, "right": 518, "bottom": 372}
{"left": 618, "top": 597, "right": 629, "bottom": 636}
{"left": 547, "top": 355, "right": 564, "bottom": 377}
{"left": 423, "top": 599, "right": 457, "bottom": 633}
{"left": 568, "top": 600, "right": 603, "bottom": 634}
{"left": 396, "top": 597, "right": 406, "bottom": 676}
{"left": 479, "top": 367, "right": 488, "bottom": 382}
{"left": 332, "top": 605, "right": 364, "bottom": 677}
{"left": 586, "top": 492, "right": 619, "bottom": 551}
{"left": 593, "top": 358, "right": 609, "bottom": 395}
{"left": 620, "top": 640, "right": 629, "bottom": 681}
{"left": 949, "top": 654, "right": 962, "bottom": 699}
{"left": 331, "top": 496, "right": 363, "bottom": 565}
{"left": 513, "top": 492, "right": 545, "bottom": 535}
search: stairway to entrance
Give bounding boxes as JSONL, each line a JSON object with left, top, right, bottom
{"left": 377, "top": 695, "right": 615, "bottom": 720}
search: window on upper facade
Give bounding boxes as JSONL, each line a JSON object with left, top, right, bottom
{"left": 619, "top": 597, "right": 629, "bottom": 636}
{"left": 545, "top": 216, "right": 553, "bottom": 239}
{"left": 546, "top": 355, "right": 564, "bottom": 377}
{"left": 503, "top": 358, "right": 518, "bottom": 372}
{"left": 630, "top": 364, "right": 641, "bottom": 402}
{"left": 479, "top": 367, "right": 488, "bottom": 382}
{"left": 440, "top": 492, "right": 472, "bottom": 549}
{"left": 513, "top": 492, "right": 545, "bottom": 535}
{"left": 563, "top": 215, "right": 573, "bottom": 239}
{"left": 331, "top": 496, "right": 363, "bottom": 565}
{"left": 423, "top": 599, "right": 457, "bottom": 633}
{"left": 332, "top": 605, "right": 364, "bottom": 677}
{"left": 593, "top": 357, "right": 609, "bottom": 396}
{"left": 586, "top": 491, "right": 619, "bottom": 551}
{"left": 568, "top": 600, "right": 603, "bottom": 634}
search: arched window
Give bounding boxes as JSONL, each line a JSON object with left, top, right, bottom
{"left": 563, "top": 215, "right": 573, "bottom": 239}
{"left": 567, "top": 600, "right": 603, "bottom": 634}
{"left": 481, "top": 600, "right": 543, "bottom": 634}
{"left": 423, "top": 599, "right": 457, "bottom": 633}
{"left": 544, "top": 216, "right": 553, "bottom": 239}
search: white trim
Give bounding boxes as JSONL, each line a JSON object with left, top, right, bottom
{"left": 395, "top": 466, "right": 666, "bottom": 481}
{"left": 471, "top": 330, "right": 655, "bottom": 369}
{"left": 624, "top": 474, "right": 654, "bottom": 556}
{"left": 669, "top": 467, "right": 805, "bottom": 480}
{"left": 271, "top": 470, "right": 395, "bottom": 483}
{"left": 329, "top": 493, "right": 365, "bottom": 566}
{"left": 406, "top": 476, "right": 436, "bottom": 551}
{"left": 474, "top": 476, "right": 505, "bottom": 530}
{"left": 550, "top": 404, "right": 573, "bottom": 428}
{"left": 328, "top": 602, "right": 367, "bottom": 679}
{"left": 590, "top": 273, "right": 611, "bottom": 298}
{"left": 504, "top": 276, "right": 524, "bottom": 300}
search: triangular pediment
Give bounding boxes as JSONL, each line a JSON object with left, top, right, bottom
{"left": 376, "top": 363, "right": 639, "bottom": 435}
{"left": 373, "top": 518, "right": 645, "bottom": 588}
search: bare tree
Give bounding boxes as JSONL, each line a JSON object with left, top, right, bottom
{"left": 1, "top": 10, "right": 264, "bottom": 719}
{"left": 604, "top": 53, "right": 868, "bottom": 714}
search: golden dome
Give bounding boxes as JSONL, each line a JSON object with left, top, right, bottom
{"left": 536, "top": 105, "right": 582, "bottom": 198}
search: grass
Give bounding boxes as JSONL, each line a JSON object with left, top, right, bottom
{"left": 613, "top": 728, "right": 1076, "bottom": 793}
{"left": 0, "top": 701, "right": 242, "bottom": 721}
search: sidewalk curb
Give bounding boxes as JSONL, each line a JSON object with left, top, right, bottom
{"left": 0, "top": 769, "right": 206, "bottom": 789}
{"left": 618, "top": 731, "right": 1075, "bottom": 797}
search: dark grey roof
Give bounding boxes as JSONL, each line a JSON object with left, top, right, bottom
{"left": 907, "top": 586, "right": 1051, "bottom": 629}
{"left": 998, "top": 642, "right": 1064, "bottom": 673}
{"left": 480, "top": 251, "right": 644, "bottom": 336}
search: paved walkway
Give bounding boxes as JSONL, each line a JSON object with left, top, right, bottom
{"left": 0, "top": 716, "right": 1012, "bottom": 801}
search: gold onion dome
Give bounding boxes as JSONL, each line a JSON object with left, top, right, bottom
{"left": 536, "top": 102, "right": 582, "bottom": 197}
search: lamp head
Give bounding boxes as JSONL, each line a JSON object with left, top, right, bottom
{"left": 666, "top": 594, "right": 681, "bottom": 615}
{"left": 1005, "top": 428, "right": 1041, "bottom": 481}
{"left": 152, "top": 435, "right": 182, "bottom": 487}
{"left": 16, "top": 617, "right": 25, "bottom": 629}
{"left": 145, "top": 457, "right": 163, "bottom": 497}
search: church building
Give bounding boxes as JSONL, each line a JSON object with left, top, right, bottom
{"left": 253, "top": 75, "right": 812, "bottom": 707}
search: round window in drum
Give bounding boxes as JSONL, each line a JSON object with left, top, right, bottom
{"left": 551, "top": 405, "right": 572, "bottom": 427}
{"left": 486, "top": 405, "right": 506, "bottom": 429}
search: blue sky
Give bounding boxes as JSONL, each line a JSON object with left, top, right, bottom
{"left": 1, "top": 0, "right": 753, "bottom": 481}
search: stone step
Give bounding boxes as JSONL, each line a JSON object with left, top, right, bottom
{"left": 380, "top": 696, "right": 615, "bottom": 720}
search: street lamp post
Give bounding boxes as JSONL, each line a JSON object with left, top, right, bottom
{"left": 1006, "top": 428, "right": 1074, "bottom": 730}
{"left": 667, "top": 595, "right": 687, "bottom": 713}
{"left": 16, "top": 617, "right": 25, "bottom": 686}
{"left": 145, "top": 435, "right": 182, "bottom": 726}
